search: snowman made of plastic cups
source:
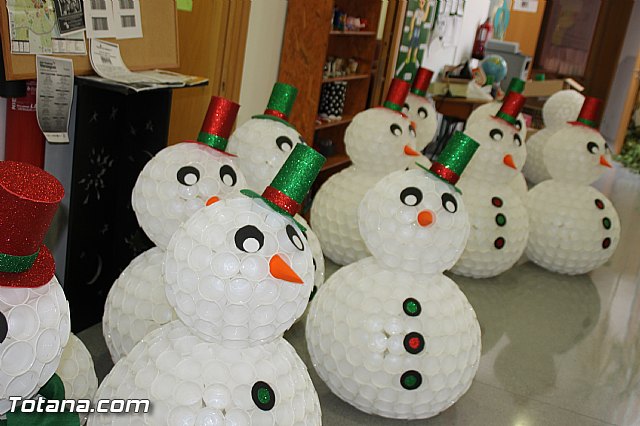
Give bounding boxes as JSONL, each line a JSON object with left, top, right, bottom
{"left": 311, "top": 78, "right": 422, "bottom": 266}
{"left": 307, "top": 132, "right": 482, "bottom": 420}
{"left": 227, "top": 82, "right": 326, "bottom": 300}
{"left": 403, "top": 67, "right": 438, "bottom": 169}
{"left": 103, "top": 96, "right": 247, "bottom": 363}
{"left": 451, "top": 91, "right": 530, "bottom": 279}
{"left": 0, "top": 161, "right": 97, "bottom": 426}
{"left": 526, "top": 96, "right": 620, "bottom": 275}
{"left": 90, "top": 144, "right": 325, "bottom": 426}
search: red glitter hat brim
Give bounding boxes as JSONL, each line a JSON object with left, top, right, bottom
{"left": 0, "top": 245, "right": 55, "bottom": 288}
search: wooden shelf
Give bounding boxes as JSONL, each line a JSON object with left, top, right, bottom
{"left": 322, "top": 73, "right": 370, "bottom": 83}
{"left": 315, "top": 115, "right": 354, "bottom": 130}
{"left": 321, "top": 154, "right": 351, "bottom": 171}
{"left": 330, "top": 30, "right": 376, "bottom": 36}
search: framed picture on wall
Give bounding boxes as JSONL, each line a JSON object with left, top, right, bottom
{"left": 395, "top": 0, "right": 436, "bottom": 80}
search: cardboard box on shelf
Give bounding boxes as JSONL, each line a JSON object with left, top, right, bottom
{"left": 522, "top": 78, "right": 584, "bottom": 97}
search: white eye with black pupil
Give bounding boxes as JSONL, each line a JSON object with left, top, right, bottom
{"left": 0, "top": 312, "right": 7, "bottom": 343}
{"left": 587, "top": 142, "right": 599, "bottom": 154}
{"left": 219, "top": 165, "right": 237, "bottom": 186}
{"left": 286, "top": 225, "right": 304, "bottom": 251}
{"left": 235, "top": 225, "right": 265, "bottom": 253}
{"left": 400, "top": 187, "right": 423, "bottom": 206}
{"left": 418, "top": 107, "right": 428, "bottom": 119}
{"left": 409, "top": 125, "right": 416, "bottom": 138}
{"left": 177, "top": 166, "right": 200, "bottom": 186}
{"left": 515, "top": 120, "right": 523, "bottom": 131}
{"left": 441, "top": 193, "right": 457, "bottom": 213}
{"left": 490, "top": 129, "right": 503, "bottom": 141}
{"left": 390, "top": 124, "right": 403, "bottom": 136}
{"left": 514, "top": 134, "right": 522, "bottom": 147}
{"left": 276, "top": 136, "right": 293, "bottom": 152}
{"left": 402, "top": 103, "right": 410, "bottom": 114}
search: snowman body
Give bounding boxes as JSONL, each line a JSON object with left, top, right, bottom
{"left": 56, "top": 333, "right": 98, "bottom": 401}
{"left": 307, "top": 169, "right": 481, "bottom": 419}
{"left": 526, "top": 124, "right": 619, "bottom": 274}
{"left": 311, "top": 108, "right": 417, "bottom": 265}
{"left": 103, "top": 142, "right": 246, "bottom": 362}
{"left": 0, "top": 277, "right": 70, "bottom": 415}
{"left": 93, "top": 194, "right": 321, "bottom": 425}
{"left": 90, "top": 321, "right": 321, "bottom": 426}
{"left": 452, "top": 117, "right": 529, "bottom": 278}
{"left": 522, "top": 127, "right": 555, "bottom": 184}
{"left": 404, "top": 92, "right": 437, "bottom": 169}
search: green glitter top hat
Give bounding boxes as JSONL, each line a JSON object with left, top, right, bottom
{"left": 197, "top": 96, "right": 240, "bottom": 154}
{"left": 416, "top": 131, "right": 479, "bottom": 193}
{"left": 252, "top": 82, "right": 298, "bottom": 128}
{"left": 241, "top": 144, "right": 326, "bottom": 230}
{"left": 506, "top": 77, "right": 525, "bottom": 95}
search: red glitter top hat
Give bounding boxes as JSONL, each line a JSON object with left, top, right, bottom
{"left": 0, "top": 161, "right": 64, "bottom": 288}
{"left": 494, "top": 91, "right": 526, "bottom": 127}
{"left": 383, "top": 78, "right": 411, "bottom": 114}
{"left": 570, "top": 96, "right": 602, "bottom": 129}
{"left": 410, "top": 68, "right": 434, "bottom": 97}
{"left": 197, "top": 96, "right": 240, "bottom": 155}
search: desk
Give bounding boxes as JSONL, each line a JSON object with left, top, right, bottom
{"left": 430, "top": 96, "right": 491, "bottom": 159}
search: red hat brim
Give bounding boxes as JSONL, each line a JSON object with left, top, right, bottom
{"left": 0, "top": 245, "right": 55, "bottom": 288}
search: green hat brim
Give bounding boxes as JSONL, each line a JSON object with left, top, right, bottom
{"left": 414, "top": 162, "right": 462, "bottom": 194}
{"left": 251, "top": 114, "right": 296, "bottom": 129}
{"left": 240, "top": 189, "right": 307, "bottom": 232}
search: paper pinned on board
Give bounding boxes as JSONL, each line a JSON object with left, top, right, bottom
{"left": 112, "top": 0, "right": 143, "bottom": 39}
{"left": 36, "top": 55, "right": 74, "bottom": 143}
{"left": 513, "top": 0, "right": 539, "bottom": 13}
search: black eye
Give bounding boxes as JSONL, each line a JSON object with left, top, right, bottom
{"left": 515, "top": 120, "right": 523, "bottom": 131}
{"left": 286, "top": 225, "right": 304, "bottom": 251}
{"left": 587, "top": 142, "right": 599, "bottom": 154}
{"left": 0, "top": 313, "right": 7, "bottom": 344}
{"left": 514, "top": 134, "right": 522, "bottom": 147}
{"left": 177, "top": 166, "right": 200, "bottom": 186}
{"left": 276, "top": 136, "right": 293, "bottom": 152}
{"left": 252, "top": 381, "right": 275, "bottom": 411}
{"left": 234, "top": 225, "right": 264, "bottom": 253}
{"left": 390, "top": 124, "right": 403, "bottom": 136}
{"left": 490, "top": 129, "right": 503, "bottom": 141}
{"left": 441, "top": 193, "right": 457, "bottom": 213}
{"left": 400, "top": 187, "right": 423, "bottom": 206}
{"left": 219, "top": 165, "right": 237, "bottom": 187}
{"left": 313, "top": 258, "right": 317, "bottom": 271}
{"left": 409, "top": 124, "right": 416, "bottom": 138}
{"left": 402, "top": 103, "right": 410, "bottom": 114}
{"left": 418, "top": 107, "right": 428, "bottom": 119}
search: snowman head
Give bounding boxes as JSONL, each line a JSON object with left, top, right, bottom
{"left": 227, "top": 119, "right": 304, "bottom": 192}
{"left": 133, "top": 97, "right": 245, "bottom": 249}
{"left": 0, "top": 162, "right": 71, "bottom": 413}
{"left": 164, "top": 144, "right": 325, "bottom": 347}
{"left": 544, "top": 96, "right": 611, "bottom": 185}
{"left": 543, "top": 89, "right": 585, "bottom": 129}
{"left": 462, "top": 92, "right": 527, "bottom": 183}
{"left": 227, "top": 82, "right": 303, "bottom": 192}
{"left": 359, "top": 132, "right": 478, "bottom": 273}
{"left": 403, "top": 68, "right": 438, "bottom": 152}
{"left": 346, "top": 79, "right": 420, "bottom": 173}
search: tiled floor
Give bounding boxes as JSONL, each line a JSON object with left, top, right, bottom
{"left": 79, "top": 164, "right": 640, "bottom": 425}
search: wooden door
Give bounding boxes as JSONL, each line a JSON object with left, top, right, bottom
{"left": 614, "top": 50, "right": 640, "bottom": 153}
{"left": 167, "top": 1, "right": 251, "bottom": 145}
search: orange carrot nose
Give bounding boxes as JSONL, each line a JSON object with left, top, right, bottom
{"left": 404, "top": 145, "right": 420, "bottom": 156}
{"left": 206, "top": 196, "right": 220, "bottom": 206}
{"left": 269, "top": 254, "right": 303, "bottom": 284}
{"left": 417, "top": 210, "right": 435, "bottom": 227}
{"left": 600, "top": 155, "right": 612, "bottom": 168}
{"left": 503, "top": 154, "right": 517, "bottom": 169}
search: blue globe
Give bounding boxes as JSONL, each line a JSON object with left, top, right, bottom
{"left": 481, "top": 55, "right": 508, "bottom": 83}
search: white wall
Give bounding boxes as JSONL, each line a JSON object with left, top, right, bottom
{"left": 422, "top": 0, "right": 491, "bottom": 76}
{"left": 237, "top": 0, "right": 288, "bottom": 126}
{"left": 600, "top": 0, "right": 640, "bottom": 143}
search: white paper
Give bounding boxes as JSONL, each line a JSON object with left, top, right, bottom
{"left": 36, "top": 55, "right": 74, "bottom": 143}
{"left": 513, "top": 0, "right": 538, "bottom": 13}
{"left": 83, "top": 0, "right": 116, "bottom": 38}
{"left": 112, "top": 0, "right": 142, "bottom": 39}
{"left": 90, "top": 39, "right": 148, "bottom": 83}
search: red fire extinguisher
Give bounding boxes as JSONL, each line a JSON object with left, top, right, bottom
{"left": 5, "top": 80, "right": 45, "bottom": 167}
{"left": 472, "top": 18, "right": 493, "bottom": 60}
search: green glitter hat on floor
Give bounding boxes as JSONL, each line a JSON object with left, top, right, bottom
{"left": 252, "top": 82, "right": 298, "bottom": 128}
{"left": 416, "top": 131, "right": 479, "bottom": 193}
{"left": 241, "top": 144, "right": 326, "bottom": 230}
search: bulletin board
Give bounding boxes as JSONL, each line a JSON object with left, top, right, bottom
{"left": 0, "top": 0, "right": 179, "bottom": 80}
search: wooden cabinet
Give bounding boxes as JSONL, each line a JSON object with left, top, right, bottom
{"left": 278, "top": 0, "right": 383, "bottom": 174}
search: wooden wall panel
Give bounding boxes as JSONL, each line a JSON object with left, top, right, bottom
{"left": 504, "top": 0, "right": 547, "bottom": 58}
